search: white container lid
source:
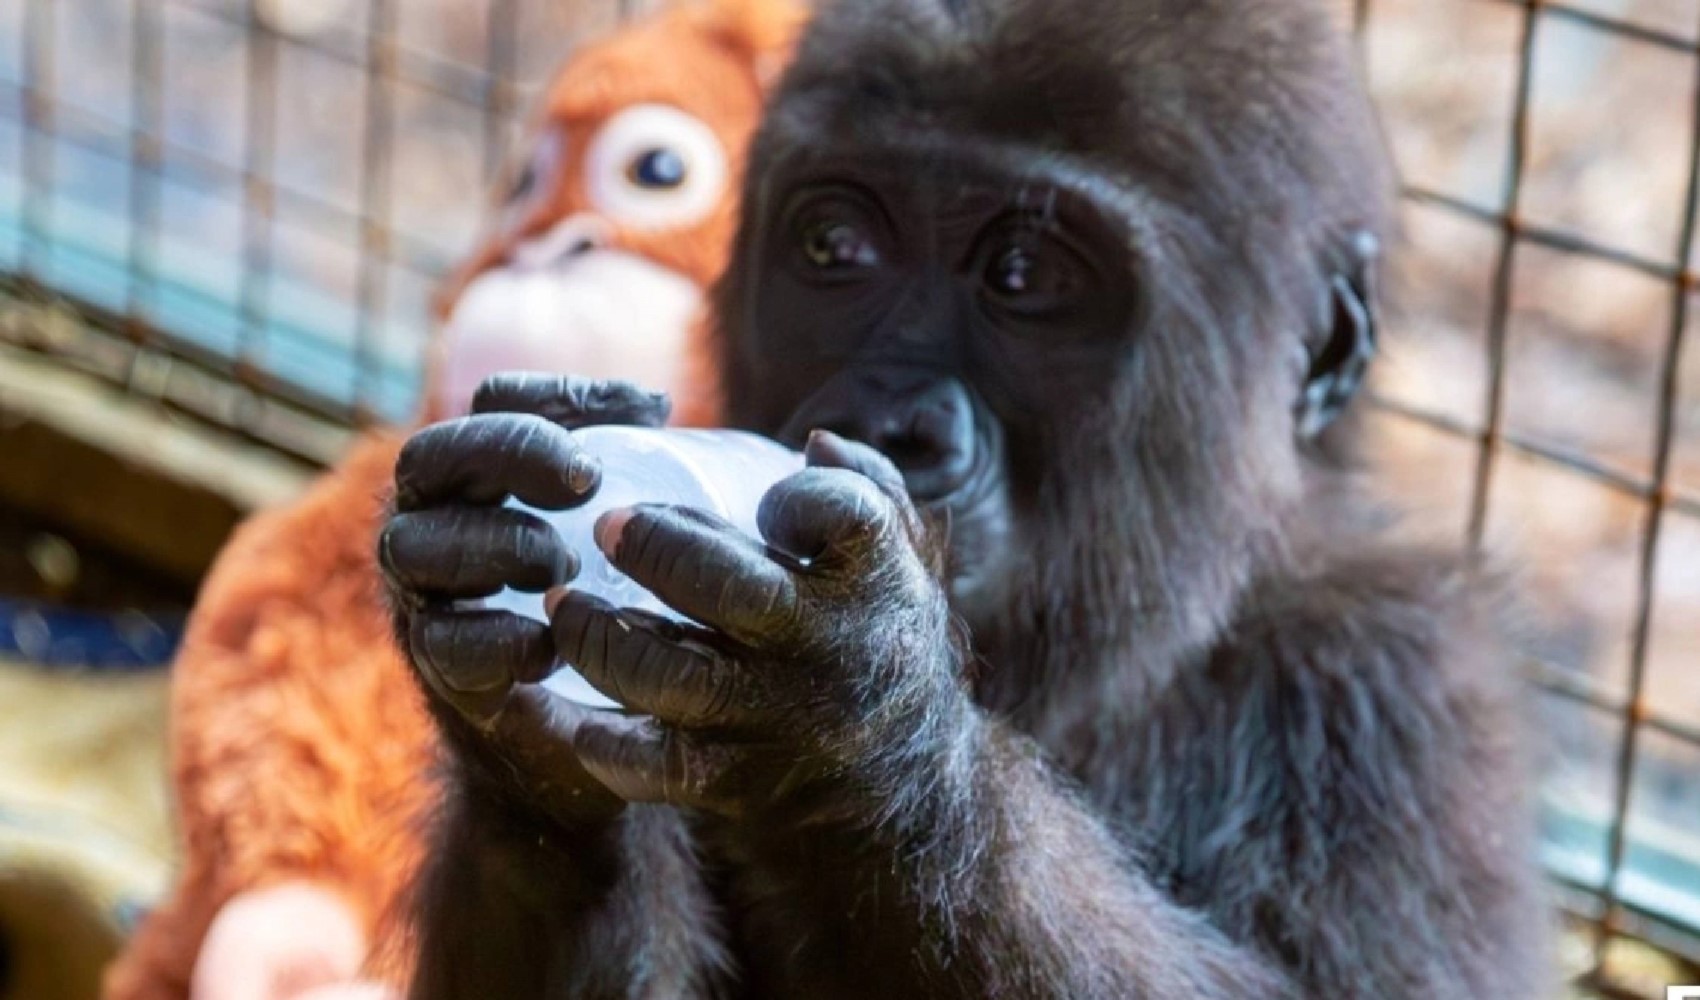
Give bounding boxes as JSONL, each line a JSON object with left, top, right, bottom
{"left": 478, "top": 426, "right": 804, "bottom": 708}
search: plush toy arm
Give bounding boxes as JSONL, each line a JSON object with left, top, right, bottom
{"left": 104, "top": 434, "right": 436, "bottom": 1000}
{"left": 102, "top": 864, "right": 220, "bottom": 1000}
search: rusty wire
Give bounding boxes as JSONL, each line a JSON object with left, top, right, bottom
{"left": 0, "top": 0, "right": 567, "bottom": 438}
{"left": 1356, "top": 0, "right": 1700, "bottom": 990}
{"left": 1, "top": 0, "right": 1697, "bottom": 990}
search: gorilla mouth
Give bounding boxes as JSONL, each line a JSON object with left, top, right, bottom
{"left": 780, "top": 375, "right": 1011, "bottom": 605}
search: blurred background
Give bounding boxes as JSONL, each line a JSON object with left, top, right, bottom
{"left": 0, "top": 0, "right": 1695, "bottom": 997}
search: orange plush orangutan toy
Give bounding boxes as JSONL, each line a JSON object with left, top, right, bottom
{"left": 101, "top": 2, "right": 804, "bottom": 999}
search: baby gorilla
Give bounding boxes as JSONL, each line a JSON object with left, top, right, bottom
{"left": 378, "top": 0, "right": 1544, "bottom": 996}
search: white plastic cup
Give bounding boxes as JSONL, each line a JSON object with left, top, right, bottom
{"left": 478, "top": 425, "right": 805, "bottom": 708}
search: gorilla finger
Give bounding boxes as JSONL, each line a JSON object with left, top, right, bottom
{"left": 596, "top": 505, "right": 798, "bottom": 646}
{"left": 394, "top": 413, "right": 600, "bottom": 511}
{"left": 803, "top": 430, "right": 911, "bottom": 508}
{"left": 404, "top": 637, "right": 506, "bottom": 726}
{"left": 380, "top": 507, "right": 577, "bottom": 597}
{"left": 408, "top": 610, "right": 554, "bottom": 699}
{"left": 548, "top": 590, "right": 753, "bottom": 727}
{"left": 472, "top": 374, "right": 672, "bottom": 429}
{"left": 804, "top": 430, "right": 926, "bottom": 539}
{"left": 573, "top": 716, "right": 747, "bottom": 812}
{"left": 757, "top": 467, "right": 905, "bottom": 568}
{"left": 486, "top": 688, "right": 627, "bottom": 823}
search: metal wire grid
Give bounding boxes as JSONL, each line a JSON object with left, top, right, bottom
{"left": 0, "top": 0, "right": 1697, "bottom": 990}
{"left": 0, "top": 0, "right": 647, "bottom": 463}
{"left": 1354, "top": 0, "right": 1700, "bottom": 988}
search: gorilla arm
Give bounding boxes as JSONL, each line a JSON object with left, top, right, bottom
{"left": 1109, "top": 552, "right": 1541, "bottom": 998}
{"left": 717, "top": 711, "right": 1295, "bottom": 999}
{"left": 404, "top": 721, "right": 726, "bottom": 1000}
{"left": 379, "top": 379, "right": 734, "bottom": 1000}
{"left": 554, "top": 443, "right": 1535, "bottom": 999}
{"left": 537, "top": 436, "right": 1273, "bottom": 999}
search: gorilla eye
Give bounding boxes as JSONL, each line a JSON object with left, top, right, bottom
{"left": 628, "top": 148, "right": 688, "bottom": 190}
{"left": 801, "top": 219, "right": 881, "bottom": 270}
{"left": 982, "top": 239, "right": 1081, "bottom": 313}
{"left": 988, "top": 246, "right": 1037, "bottom": 296}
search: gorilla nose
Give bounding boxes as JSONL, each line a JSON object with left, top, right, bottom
{"left": 784, "top": 368, "right": 979, "bottom": 504}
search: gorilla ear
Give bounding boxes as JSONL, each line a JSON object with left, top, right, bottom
{"left": 1295, "top": 232, "right": 1380, "bottom": 438}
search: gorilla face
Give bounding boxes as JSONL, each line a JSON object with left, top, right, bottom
{"left": 380, "top": 4, "right": 1533, "bottom": 998}
{"left": 714, "top": 0, "right": 1391, "bottom": 645}
{"left": 722, "top": 147, "right": 1147, "bottom": 613}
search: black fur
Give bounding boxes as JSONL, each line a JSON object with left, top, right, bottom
{"left": 380, "top": 0, "right": 1544, "bottom": 996}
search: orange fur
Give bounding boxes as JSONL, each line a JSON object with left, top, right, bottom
{"left": 428, "top": 0, "right": 805, "bottom": 428}
{"left": 102, "top": 433, "right": 423, "bottom": 1000}
{"left": 102, "top": 3, "right": 802, "bottom": 997}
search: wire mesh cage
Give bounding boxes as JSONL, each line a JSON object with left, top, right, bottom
{"left": 1354, "top": 1, "right": 1700, "bottom": 992}
{"left": 0, "top": 0, "right": 661, "bottom": 463}
{"left": 0, "top": 0, "right": 1697, "bottom": 995}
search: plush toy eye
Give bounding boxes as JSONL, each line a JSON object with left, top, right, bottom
{"left": 586, "top": 105, "right": 728, "bottom": 231}
{"left": 628, "top": 148, "right": 688, "bottom": 190}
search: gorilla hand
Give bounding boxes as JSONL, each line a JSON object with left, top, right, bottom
{"left": 378, "top": 373, "right": 671, "bottom": 828}
{"left": 551, "top": 431, "right": 973, "bottom": 825}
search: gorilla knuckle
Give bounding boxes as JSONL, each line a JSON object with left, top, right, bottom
{"left": 617, "top": 506, "right": 680, "bottom": 577}
{"left": 766, "top": 469, "right": 896, "bottom": 550}
{"left": 550, "top": 603, "right": 601, "bottom": 673}
{"left": 667, "top": 731, "right": 734, "bottom": 806}
{"left": 396, "top": 418, "right": 453, "bottom": 467}
{"left": 422, "top": 621, "right": 509, "bottom": 694}
{"left": 375, "top": 517, "right": 412, "bottom": 583}
{"left": 584, "top": 379, "right": 631, "bottom": 408}
{"left": 691, "top": 658, "right": 741, "bottom": 728}
{"left": 476, "top": 374, "right": 670, "bottom": 428}
{"left": 468, "top": 374, "right": 528, "bottom": 413}
{"left": 380, "top": 511, "right": 450, "bottom": 574}
{"left": 513, "top": 519, "right": 577, "bottom": 587}
{"left": 554, "top": 600, "right": 647, "bottom": 696}
{"left": 473, "top": 373, "right": 619, "bottom": 416}
{"left": 718, "top": 570, "right": 798, "bottom": 635}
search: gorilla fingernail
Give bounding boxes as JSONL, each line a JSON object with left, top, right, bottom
{"left": 595, "top": 508, "right": 634, "bottom": 559}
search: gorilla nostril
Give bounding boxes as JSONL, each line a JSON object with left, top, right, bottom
{"left": 897, "top": 446, "right": 974, "bottom": 503}
{"left": 807, "top": 417, "right": 862, "bottom": 450}
{"left": 874, "top": 434, "right": 937, "bottom": 476}
{"left": 784, "top": 368, "right": 981, "bottom": 502}
{"left": 874, "top": 412, "right": 974, "bottom": 503}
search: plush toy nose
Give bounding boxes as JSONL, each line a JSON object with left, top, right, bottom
{"left": 509, "top": 214, "right": 615, "bottom": 271}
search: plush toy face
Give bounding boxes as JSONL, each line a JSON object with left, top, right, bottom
{"left": 431, "top": 0, "right": 803, "bottom": 421}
